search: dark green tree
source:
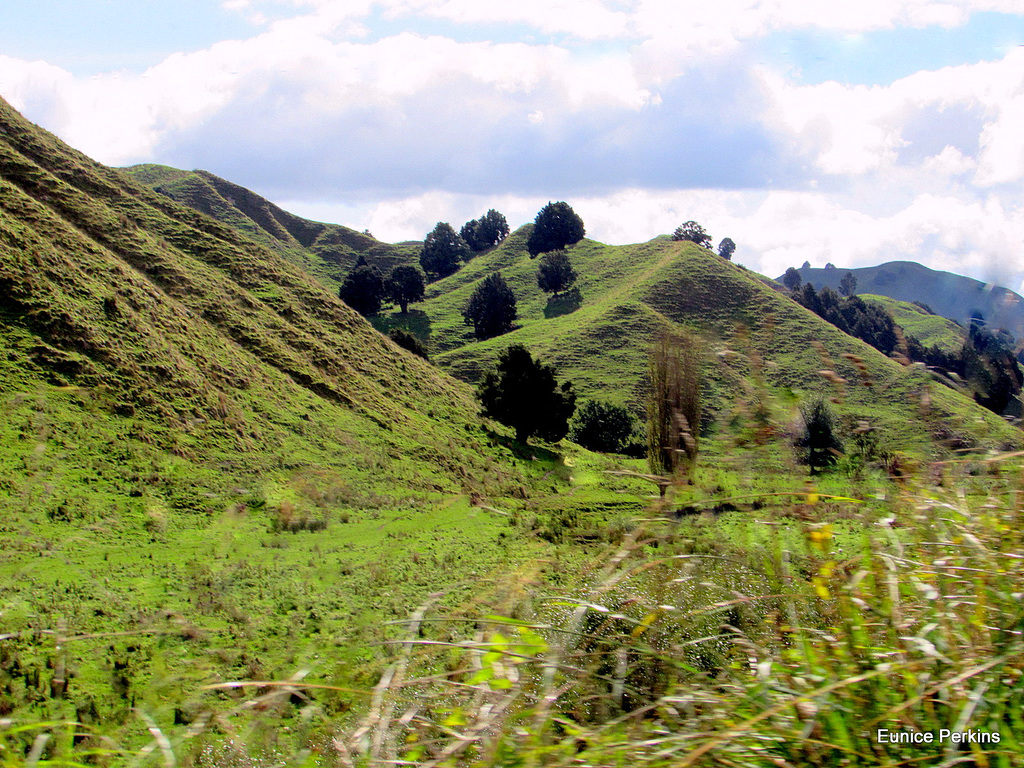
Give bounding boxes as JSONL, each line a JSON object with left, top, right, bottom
{"left": 387, "top": 265, "right": 425, "bottom": 313}
{"left": 717, "top": 237, "right": 736, "bottom": 260}
{"left": 782, "top": 267, "right": 802, "bottom": 291}
{"left": 569, "top": 400, "right": 635, "bottom": 453}
{"left": 477, "top": 345, "right": 576, "bottom": 443}
{"left": 839, "top": 271, "right": 857, "bottom": 297}
{"left": 420, "top": 222, "right": 471, "bottom": 279}
{"left": 527, "top": 201, "right": 585, "bottom": 257}
{"left": 797, "top": 398, "right": 843, "bottom": 474}
{"left": 339, "top": 256, "right": 385, "bottom": 316}
{"left": 536, "top": 250, "right": 577, "bottom": 296}
{"left": 388, "top": 329, "right": 429, "bottom": 360}
{"left": 461, "top": 209, "right": 510, "bottom": 252}
{"left": 672, "top": 221, "right": 712, "bottom": 248}
{"left": 463, "top": 272, "right": 517, "bottom": 339}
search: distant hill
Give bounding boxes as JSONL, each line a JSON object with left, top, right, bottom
{"left": 124, "top": 164, "right": 419, "bottom": 288}
{"left": 784, "top": 261, "right": 1024, "bottom": 342}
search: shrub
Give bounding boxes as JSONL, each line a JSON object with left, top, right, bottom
{"left": 569, "top": 400, "right": 635, "bottom": 453}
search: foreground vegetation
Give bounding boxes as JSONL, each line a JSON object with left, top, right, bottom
{"left": 4, "top": 449, "right": 1024, "bottom": 767}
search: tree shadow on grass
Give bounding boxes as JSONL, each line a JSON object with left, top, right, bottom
{"left": 371, "top": 309, "right": 432, "bottom": 348}
{"left": 543, "top": 288, "right": 583, "bottom": 319}
{"left": 483, "top": 428, "right": 562, "bottom": 464}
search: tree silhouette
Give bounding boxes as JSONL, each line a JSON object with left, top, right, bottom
{"left": 672, "top": 221, "right": 711, "bottom": 248}
{"left": 339, "top": 256, "right": 385, "bottom": 316}
{"left": 420, "top": 222, "right": 470, "bottom": 278}
{"left": 527, "top": 202, "right": 585, "bottom": 257}
{"left": 783, "top": 267, "right": 802, "bottom": 291}
{"left": 461, "top": 209, "right": 510, "bottom": 252}
{"left": 463, "top": 273, "right": 517, "bottom": 339}
{"left": 387, "top": 265, "right": 425, "bottom": 313}
{"left": 536, "top": 251, "right": 577, "bottom": 296}
{"left": 477, "top": 345, "right": 576, "bottom": 443}
{"left": 718, "top": 237, "right": 736, "bottom": 260}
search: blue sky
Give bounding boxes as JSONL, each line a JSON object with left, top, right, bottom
{"left": 2, "top": 1, "right": 1023, "bottom": 289}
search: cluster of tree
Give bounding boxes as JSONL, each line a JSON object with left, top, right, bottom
{"left": 672, "top": 221, "right": 736, "bottom": 260}
{"left": 792, "top": 283, "right": 1023, "bottom": 415}
{"left": 783, "top": 268, "right": 857, "bottom": 296}
{"left": 420, "top": 211, "right": 511, "bottom": 279}
{"left": 461, "top": 209, "right": 510, "bottom": 252}
{"left": 339, "top": 257, "right": 426, "bottom": 316}
{"left": 462, "top": 202, "right": 586, "bottom": 340}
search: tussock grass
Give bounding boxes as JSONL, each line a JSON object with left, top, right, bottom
{"left": 326, "top": 460, "right": 1024, "bottom": 767}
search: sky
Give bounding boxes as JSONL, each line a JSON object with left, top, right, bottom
{"left": 1, "top": 1, "right": 1024, "bottom": 290}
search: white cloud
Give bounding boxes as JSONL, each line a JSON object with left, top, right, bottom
{"left": 283, "top": 185, "right": 1024, "bottom": 293}
{"left": 760, "top": 47, "right": 1024, "bottom": 188}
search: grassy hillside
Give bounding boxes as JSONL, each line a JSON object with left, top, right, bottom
{"left": 860, "top": 292, "right": 966, "bottom": 353}
{"left": 791, "top": 261, "right": 1024, "bottom": 341}
{"left": 379, "top": 231, "right": 1020, "bottom": 455}
{"left": 8, "top": 101, "right": 1024, "bottom": 766}
{"left": 0, "top": 98, "right": 649, "bottom": 749}
{"left": 124, "top": 164, "right": 419, "bottom": 289}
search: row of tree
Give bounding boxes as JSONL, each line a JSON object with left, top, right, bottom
{"left": 672, "top": 221, "right": 736, "bottom": 260}
{"left": 789, "top": 281, "right": 1024, "bottom": 415}
{"left": 420, "top": 209, "right": 512, "bottom": 278}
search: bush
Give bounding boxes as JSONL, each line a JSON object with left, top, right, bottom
{"left": 388, "top": 329, "right": 428, "bottom": 360}
{"left": 569, "top": 400, "right": 636, "bottom": 453}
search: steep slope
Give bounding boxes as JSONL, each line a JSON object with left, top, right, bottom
{"left": 859, "top": 293, "right": 966, "bottom": 353}
{"left": 124, "top": 164, "right": 418, "bottom": 288}
{"left": 788, "top": 261, "right": 1024, "bottom": 341}
{"left": 0, "top": 98, "right": 588, "bottom": 731}
{"left": 384, "top": 232, "right": 1021, "bottom": 453}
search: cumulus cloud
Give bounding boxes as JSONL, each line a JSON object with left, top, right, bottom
{"left": 290, "top": 185, "right": 1024, "bottom": 293}
{"left": 3, "top": 0, "right": 1024, "bottom": 292}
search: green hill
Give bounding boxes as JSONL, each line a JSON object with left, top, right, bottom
{"left": 787, "top": 261, "right": 1024, "bottom": 341}
{"left": 124, "top": 164, "right": 419, "bottom": 288}
{"left": 377, "top": 231, "right": 1020, "bottom": 454}
{"left": 5, "top": 98, "right": 1024, "bottom": 766}
{"left": 859, "top": 293, "right": 966, "bottom": 353}
{"left": 130, "top": 164, "right": 1021, "bottom": 454}
{"left": 0, "top": 98, "right": 611, "bottom": 737}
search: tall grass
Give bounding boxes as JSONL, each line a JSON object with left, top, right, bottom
{"left": 331, "top": 461, "right": 1024, "bottom": 766}
{"left": 4, "top": 464, "right": 1024, "bottom": 766}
